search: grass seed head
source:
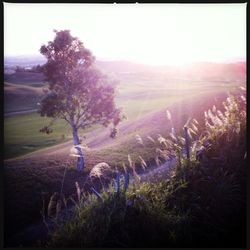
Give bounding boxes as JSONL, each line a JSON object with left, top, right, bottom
{"left": 166, "top": 110, "right": 172, "bottom": 121}
{"left": 128, "top": 154, "right": 133, "bottom": 169}
{"left": 75, "top": 182, "right": 81, "bottom": 202}
{"left": 147, "top": 135, "right": 156, "bottom": 144}
{"left": 135, "top": 134, "right": 144, "bottom": 145}
{"left": 48, "top": 192, "right": 59, "bottom": 218}
{"left": 89, "top": 162, "right": 113, "bottom": 180}
{"left": 139, "top": 155, "right": 147, "bottom": 170}
{"left": 155, "top": 156, "right": 161, "bottom": 167}
{"left": 158, "top": 134, "right": 167, "bottom": 145}
{"left": 212, "top": 105, "right": 217, "bottom": 113}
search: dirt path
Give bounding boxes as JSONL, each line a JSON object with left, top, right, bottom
{"left": 139, "top": 157, "right": 177, "bottom": 182}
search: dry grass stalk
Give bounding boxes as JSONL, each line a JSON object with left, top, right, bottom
{"left": 56, "top": 200, "right": 62, "bottom": 220}
{"left": 191, "top": 123, "right": 198, "bottom": 133}
{"left": 184, "top": 117, "right": 192, "bottom": 128}
{"left": 139, "top": 155, "right": 147, "bottom": 170}
{"left": 169, "top": 131, "right": 177, "bottom": 142}
{"left": 122, "top": 162, "right": 127, "bottom": 173}
{"left": 158, "top": 134, "right": 168, "bottom": 147}
{"left": 48, "top": 192, "right": 59, "bottom": 218}
{"left": 147, "top": 135, "right": 156, "bottom": 144}
{"left": 128, "top": 155, "right": 140, "bottom": 181}
{"left": 156, "top": 148, "right": 168, "bottom": 161}
{"left": 90, "top": 187, "right": 103, "bottom": 202}
{"left": 41, "top": 197, "right": 50, "bottom": 233}
{"left": 212, "top": 105, "right": 217, "bottom": 113}
{"left": 166, "top": 110, "right": 172, "bottom": 121}
{"left": 128, "top": 154, "right": 133, "bottom": 169}
{"left": 135, "top": 134, "right": 144, "bottom": 145}
{"left": 155, "top": 156, "right": 161, "bottom": 167}
{"left": 75, "top": 181, "right": 81, "bottom": 203}
{"left": 183, "top": 126, "right": 190, "bottom": 161}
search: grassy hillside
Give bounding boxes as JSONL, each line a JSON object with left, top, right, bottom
{"left": 4, "top": 113, "right": 71, "bottom": 159}
{"left": 4, "top": 90, "right": 238, "bottom": 246}
{"left": 3, "top": 58, "right": 246, "bottom": 246}
{"left": 4, "top": 73, "right": 240, "bottom": 159}
{"left": 3, "top": 64, "right": 242, "bottom": 161}
{"left": 4, "top": 72, "right": 46, "bottom": 86}
{"left": 4, "top": 70, "right": 46, "bottom": 114}
{"left": 4, "top": 112, "right": 100, "bottom": 159}
{"left": 47, "top": 90, "right": 247, "bottom": 248}
{"left": 4, "top": 87, "right": 246, "bottom": 247}
{"left": 4, "top": 82, "right": 44, "bottom": 113}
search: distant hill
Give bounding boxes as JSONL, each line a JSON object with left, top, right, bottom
{"left": 4, "top": 55, "right": 246, "bottom": 83}
{"left": 4, "top": 72, "right": 46, "bottom": 86}
{"left": 4, "top": 55, "right": 46, "bottom": 68}
{"left": 96, "top": 60, "right": 246, "bottom": 83}
{"left": 4, "top": 82, "right": 44, "bottom": 113}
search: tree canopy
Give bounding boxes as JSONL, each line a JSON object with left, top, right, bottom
{"left": 40, "top": 30, "right": 121, "bottom": 130}
{"left": 39, "top": 30, "right": 122, "bottom": 170}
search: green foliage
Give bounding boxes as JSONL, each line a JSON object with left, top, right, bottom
{"left": 48, "top": 181, "right": 192, "bottom": 247}
{"left": 39, "top": 29, "right": 124, "bottom": 170}
{"left": 47, "top": 88, "right": 246, "bottom": 247}
{"left": 39, "top": 29, "right": 122, "bottom": 130}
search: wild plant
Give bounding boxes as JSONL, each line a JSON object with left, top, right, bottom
{"left": 203, "top": 88, "right": 246, "bottom": 145}
{"left": 133, "top": 86, "right": 246, "bottom": 186}
{"left": 47, "top": 88, "right": 246, "bottom": 247}
{"left": 134, "top": 111, "right": 201, "bottom": 176}
{"left": 127, "top": 154, "right": 141, "bottom": 182}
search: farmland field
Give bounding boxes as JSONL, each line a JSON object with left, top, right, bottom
{"left": 4, "top": 113, "right": 71, "bottom": 159}
{"left": 4, "top": 70, "right": 240, "bottom": 159}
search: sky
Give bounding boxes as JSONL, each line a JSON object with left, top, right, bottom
{"left": 4, "top": 3, "right": 246, "bottom": 66}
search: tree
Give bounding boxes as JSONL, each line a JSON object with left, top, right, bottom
{"left": 30, "top": 64, "right": 43, "bottom": 73}
{"left": 15, "top": 66, "right": 25, "bottom": 73}
{"left": 39, "top": 30, "right": 122, "bottom": 171}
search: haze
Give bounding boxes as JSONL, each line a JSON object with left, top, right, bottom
{"left": 4, "top": 3, "right": 246, "bottom": 66}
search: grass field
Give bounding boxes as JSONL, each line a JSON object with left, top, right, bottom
{"left": 4, "top": 89, "right": 241, "bottom": 246}
{"left": 4, "top": 82, "right": 45, "bottom": 113}
{"left": 4, "top": 113, "right": 71, "bottom": 159}
{"left": 116, "top": 79, "right": 239, "bottom": 120}
{"left": 4, "top": 72, "right": 46, "bottom": 86}
{"left": 4, "top": 71, "right": 47, "bottom": 113}
{"left": 5, "top": 78, "right": 238, "bottom": 156}
{"left": 3, "top": 65, "right": 245, "bottom": 247}
{"left": 4, "top": 74, "right": 240, "bottom": 159}
{"left": 4, "top": 113, "right": 98, "bottom": 159}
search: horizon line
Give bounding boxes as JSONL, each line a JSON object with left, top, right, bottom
{"left": 4, "top": 54, "right": 246, "bottom": 67}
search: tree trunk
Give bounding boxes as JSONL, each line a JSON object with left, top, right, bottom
{"left": 71, "top": 119, "right": 85, "bottom": 171}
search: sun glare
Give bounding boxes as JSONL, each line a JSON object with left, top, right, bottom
{"left": 4, "top": 3, "right": 246, "bottom": 65}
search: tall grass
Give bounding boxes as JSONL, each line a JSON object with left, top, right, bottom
{"left": 46, "top": 88, "right": 246, "bottom": 247}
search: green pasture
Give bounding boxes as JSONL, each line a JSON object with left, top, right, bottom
{"left": 4, "top": 70, "right": 241, "bottom": 159}
{"left": 4, "top": 113, "right": 71, "bottom": 159}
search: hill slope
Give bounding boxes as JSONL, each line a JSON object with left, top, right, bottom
{"left": 5, "top": 89, "right": 229, "bottom": 165}
{"left": 4, "top": 82, "right": 44, "bottom": 113}
{"left": 4, "top": 89, "right": 241, "bottom": 247}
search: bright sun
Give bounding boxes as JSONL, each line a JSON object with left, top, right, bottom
{"left": 4, "top": 3, "right": 246, "bottom": 65}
